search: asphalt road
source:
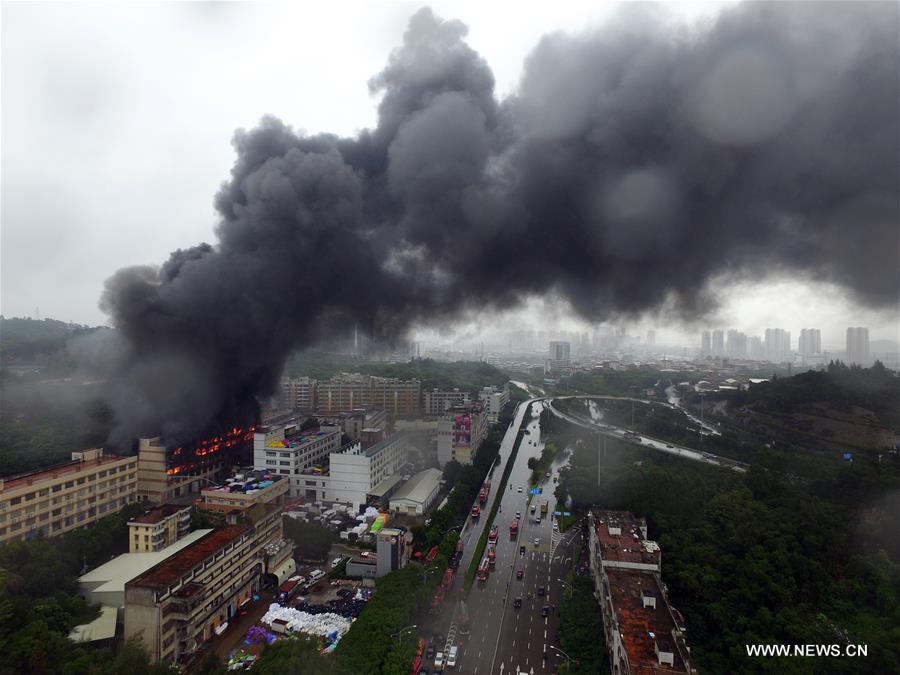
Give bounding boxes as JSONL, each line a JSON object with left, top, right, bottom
{"left": 448, "top": 401, "right": 580, "bottom": 675}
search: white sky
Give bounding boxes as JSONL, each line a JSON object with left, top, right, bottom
{"left": 2, "top": 1, "right": 897, "bottom": 347}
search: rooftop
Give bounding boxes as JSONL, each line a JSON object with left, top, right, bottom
{"left": 128, "top": 525, "right": 250, "bottom": 589}
{"left": 368, "top": 472, "right": 405, "bottom": 499}
{"left": 2, "top": 452, "right": 133, "bottom": 491}
{"left": 390, "top": 468, "right": 442, "bottom": 505}
{"left": 201, "top": 468, "right": 286, "bottom": 495}
{"left": 594, "top": 511, "right": 660, "bottom": 569}
{"left": 607, "top": 569, "right": 690, "bottom": 674}
{"left": 364, "top": 432, "right": 407, "bottom": 458}
{"left": 129, "top": 503, "right": 189, "bottom": 525}
{"left": 265, "top": 426, "right": 340, "bottom": 449}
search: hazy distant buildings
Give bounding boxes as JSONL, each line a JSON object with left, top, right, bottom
{"left": 700, "top": 331, "right": 711, "bottom": 357}
{"left": 726, "top": 330, "right": 747, "bottom": 359}
{"left": 711, "top": 329, "right": 725, "bottom": 357}
{"left": 846, "top": 327, "right": 870, "bottom": 365}
{"left": 764, "top": 328, "right": 791, "bottom": 363}
{"left": 316, "top": 373, "right": 422, "bottom": 417}
{"left": 748, "top": 336, "right": 764, "bottom": 360}
{"left": 646, "top": 330, "right": 656, "bottom": 347}
{"left": 424, "top": 389, "right": 471, "bottom": 416}
{"left": 546, "top": 341, "right": 572, "bottom": 374}
{"left": 798, "top": 329, "right": 822, "bottom": 357}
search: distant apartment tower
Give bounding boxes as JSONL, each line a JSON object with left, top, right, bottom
{"left": 546, "top": 341, "right": 572, "bottom": 374}
{"left": 645, "top": 330, "right": 656, "bottom": 347}
{"left": 798, "top": 329, "right": 822, "bottom": 357}
{"left": 0, "top": 449, "right": 138, "bottom": 545}
{"left": 700, "top": 331, "right": 711, "bottom": 356}
{"left": 748, "top": 335, "right": 764, "bottom": 360}
{"left": 711, "top": 329, "right": 725, "bottom": 357}
{"left": 424, "top": 389, "right": 471, "bottom": 416}
{"left": 280, "top": 377, "right": 317, "bottom": 411}
{"left": 726, "top": 330, "right": 747, "bottom": 359}
{"left": 764, "top": 328, "right": 791, "bottom": 362}
{"left": 846, "top": 327, "right": 870, "bottom": 365}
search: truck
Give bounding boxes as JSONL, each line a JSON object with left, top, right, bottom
{"left": 430, "top": 587, "right": 445, "bottom": 614}
{"left": 477, "top": 557, "right": 490, "bottom": 582}
{"left": 478, "top": 480, "right": 490, "bottom": 506}
{"left": 488, "top": 525, "right": 498, "bottom": 544}
{"left": 441, "top": 568, "right": 455, "bottom": 591}
{"left": 487, "top": 544, "right": 496, "bottom": 569}
{"left": 540, "top": 499, "right": 549, "bottom": 516}
{"left": 510, "top": 519, "right": 519, "bottom": 538}
{"left": 470, "top": 504, "right": 480, "bottom": 520}
{"left": 458, "top": 600, "right": 470, "bottom": 635}
{"left": 623, "top": 430, "right": 642, "bottom": 442}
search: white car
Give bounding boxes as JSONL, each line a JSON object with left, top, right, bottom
{"left": 517, "top": 486, "right": 523, "bottom": 493}
{"left": 553, "top": 522, "right": 559, "bottom": 532}
{"left": 535, "top": 516, "right": 541, "bottom": 524}
{"left": 533, "top": 537, "right": 540, "bottom": 546}
{"left": 447, "top": 645, "right": 458, "bottom": 668}
{"left": 435, "top": 651, "right": 445, "bottom": 669}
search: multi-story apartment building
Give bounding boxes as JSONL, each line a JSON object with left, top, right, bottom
{"left": 846, "top": 327, "right": 870, "bottom": 365}
{"left": 197, "top": 468, "right": 289, "bottom": 514}
{"left": 128, "top": 504, "right": 192, "bottom": 553}
{"left": 478, "top": 385, "right": 510, "bottom": 424}
{"left": 0, "top": 449, "right": 137, "bottom": 545}
{"left": 546, "top": 341, "right": 572, "bottom": 374}
{"left": 316, "top": 373, "right": 422, "bottom": 417}
{"left": 726, "top": 330, "right": 747, "bottom": 359}
{"left": 124, "top": 504, "right": 283, "bottom": 664}
{"left": 327, "top": 433, "right": 410, "bottom": 506}
{"left": 799, "top": 328, "right": 822, "bottom": 357}
{"left": 424, "top": 389, "right": 471, "bottom": 416}
{"left": 700, "top": 330, "right": 711, "bottom": 357}
{"left": 280, "top": 376, "right": 317, "bottom": 411}
{"left": 764, "top": 328, "right": 791, "bottom": 363}
{"left": 437, "top": 401, "right": 489, "bottom": 466}
{"left": 317, "top": 408, "right": 388, "bottom": 446}
{"left": 588, "top": 511, "right": 693, "bottom": 674}
{"left": 711, "top": 329, "right": 725, "bottom": 358}
{"left": 253, "top": 422, "right": 342, "bottom": 498}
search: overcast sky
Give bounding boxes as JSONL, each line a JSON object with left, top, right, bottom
{"left": 2, "top": 1, "right": 897, "bottom": 348}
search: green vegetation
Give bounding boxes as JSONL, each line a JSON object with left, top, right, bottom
{"left": 0, "top": 502, "right": 169, "bottom": 674}
{"left": 282, "top": 518, "right": 333, "bottom": 562}
{"left": 284, "top": 352, "right": 510, "bottom": 394}
{"left": 561, "top": 367, "right": 666, "bottom": 397}
{"left": 334, "top": 561, "right": 446, "bottom": 675}
{"left": 558, "top": 573, "right": 607, "bottom": 674}
{"left": 555, "top": 401, "right": 900, "bottom": 673}
{"left": 0, "top": 317, "right": 99, "bottom": 367}
{"left": 253, "top": 635, "right": 336, "bottom": 674}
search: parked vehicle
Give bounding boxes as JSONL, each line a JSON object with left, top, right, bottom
{"left": 447, "top": 646, "right": 458, "bottom": 669}
{"left": 434, "top": 651, "right": 444, "bottom": 670}
{"left": 516, "top": 569, "right": 524, "bottom": 580}
{"left": 538, "top": 586, "right": 545, "bottom": 596}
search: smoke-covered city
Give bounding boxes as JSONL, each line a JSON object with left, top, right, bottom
{"left": 1, "top": 2, "right": 898, "bottom": 674}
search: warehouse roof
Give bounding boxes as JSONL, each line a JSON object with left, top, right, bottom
{"left": 390, "top": 468, "right": 442, "bottom": 506}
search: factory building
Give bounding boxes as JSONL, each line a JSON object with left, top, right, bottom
{"left": 437, "top": 401, "right": 489, "bottom": 466}
{"left": 0, "top": 449, "right": 137, "bottom": 545}
{"left": 478, "top": 385, "right": 510, "bottom": 424}
{"left": 128, "top": 504, "right": 191, "bottom": 553}
{"left": 424, "top": 389, "right": 471, "bottom": 416}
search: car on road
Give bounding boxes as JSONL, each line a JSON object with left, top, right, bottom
{"left": 434, "top": 651, "right": 444, "bottom": 669}
{"left": 533, "top": 537, "right": 540, "bottom": 546}
{"left": 530, "top": 504, "right": 536, "bottom": 514}
{"left": 666, "top": 444, "right": 674, "bottom": 448}
{"left": 515, "top": 511, "right": 521, "bottom": 519}
{"left": 517, "top": 486, "right": 523, "bottom": 493}
{"left": 541, "top": 605, "right": 550, "bottom": 617}
{"left": 535, "top": 516, "right": 541, "bottom": 524}
{"left": 516, "top": 569, "right": 524, "bottom": 579}
{"left": 553, "top": 522, "right": 559, "bottom": 532}
{"left": 519, "top": 545, "right": 526, "bottom": 555}
{"left": 447, "top": 646, "right": 458, "bottom": 669}
{"left": 538, "top": 586, "right": 545, "bottom": 596}
{"left": 545, "top": 472, "right": 551, "bottom": 478}
{"left": 514, "top": 596, "right": 523, "bottom": 609}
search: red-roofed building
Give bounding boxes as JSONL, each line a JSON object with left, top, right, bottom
{"left": 589, "top": 511, "right": 694, "bottom": 674}
{"left": 124, "top": 504, "right": 283, "bottom": 664}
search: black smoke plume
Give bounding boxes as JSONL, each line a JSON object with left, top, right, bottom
{"left": 101, "top": 2, "right": 899, "bottom": 445}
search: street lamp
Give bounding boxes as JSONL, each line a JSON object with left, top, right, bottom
{"left": 391, "top": 625, "right": 417, "bottom": 645}
{"left": 550, "top": 645, "right": 579, "bottom": 669}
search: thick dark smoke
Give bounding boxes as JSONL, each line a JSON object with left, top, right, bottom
{"left": 101, "top": 2, "right": 899, "bottom": 445}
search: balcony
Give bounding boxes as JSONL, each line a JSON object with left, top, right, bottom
{"left": 167, "top": 582, "right": 205, "bottom": 618}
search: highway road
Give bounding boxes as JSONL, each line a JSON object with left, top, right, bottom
{"left": 435, "top": 401, "right": 581, "bottom": 675}
{"left": 547, "top": 397, "right": 749, "bottom": 473}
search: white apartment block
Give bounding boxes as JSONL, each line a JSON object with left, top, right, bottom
{"left": 424, "top": 389, "right": 471, "bottom": 416}
{"left": 478, "top": 385, "right": 509, "bottom": 424}
{"left": 253, "top": 421, "right": 342, "bottom": 498}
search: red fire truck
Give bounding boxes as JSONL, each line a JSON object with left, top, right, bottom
{"left": 477, "top": 557, "right": 490, "bottom": 583}
{"left": 487, "top": 544, "right": 496, "bottom": 569}
{"left": 470, "top": 504, "right": 480, "bottom": 520}
{"left": 441, "top": 568, "right": 455, "bottom": 591}
{"left": 488, "top": 525, "right": 498, "bottom": 544}
{"left": 510, "top": 519, "right": 519, "bottom": 538}
{"left": 430, "top": 587, "right": 445, "bottom": 614}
